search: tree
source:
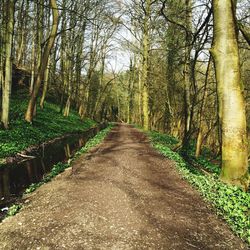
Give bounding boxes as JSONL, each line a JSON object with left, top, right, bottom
{"left": 1, "top": 0, "right": 15, "bottom": 129}
{"left": 211, "top": 0, "right": 249, "bottom": 189}
{"left": 141, "top": 0, "right": 151, "bottom": 130}
{"left": 25, "top": 0, "right": 59, "bottom": 123}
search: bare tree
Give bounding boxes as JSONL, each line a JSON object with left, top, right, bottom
{"left": 25, "top": 0, "right": 59, "bottom": 123}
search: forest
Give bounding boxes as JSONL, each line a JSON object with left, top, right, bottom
{"left": 0, "top": 0, "right": 250, "bottom": 249}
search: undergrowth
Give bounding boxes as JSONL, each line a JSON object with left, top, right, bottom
{"left": 6, "top": 204, "right": 22, "bottom": 217}
{"left": 0, "top": 93, "right": 96, "bottom": 162}
{"left": 148, "top": 130, "right": 250, "bottom": 245}
{"left": 150, "top": 130, "right": 224, "bottom": 175}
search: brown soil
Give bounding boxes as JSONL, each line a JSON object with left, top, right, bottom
{"left": 0, "top": 124, "right": 247, "bottom": 250}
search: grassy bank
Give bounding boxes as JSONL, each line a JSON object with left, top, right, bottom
{"left": 147, "top": 130, "right": 250, "bottom": 245}
{"left": 0, "top": 94, "right": 97, "bottom": 163}
{"left": 6, "top": 124, "right": 114, "bottom": 218}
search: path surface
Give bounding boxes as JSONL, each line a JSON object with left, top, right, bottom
{"left": 0, "top": 124, "right": 247, "bottom": 250}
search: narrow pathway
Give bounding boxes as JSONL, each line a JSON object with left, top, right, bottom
{"left": 0, "top": 124, "right": 247, "bottom": 249}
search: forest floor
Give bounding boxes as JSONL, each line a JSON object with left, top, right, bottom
{"left": 0, "top": 124, "right": 248, "bottom": 250}
{"left": 0, "top": 92, "right": 96, "bottom": 164}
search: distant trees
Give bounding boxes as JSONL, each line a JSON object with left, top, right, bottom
{"left": 54, "top": 0, "right": 120, "bottom": 119}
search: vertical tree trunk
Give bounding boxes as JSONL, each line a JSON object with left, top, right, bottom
{"left": 127, "top": 58, "right": 134, "bottom": 124}
{"left": 211, "top": 0, "right": 249, "bottom": 189}
{"left": 1, "top": 0, "right": 15, "bottom": 129}
{"left": 16, "top": 0, "right": 25, "bottom": 66}
{"left": 59, "top": 0, "right": 68, "bottom": 113}
{"left": 195, "top": 56, "right": 211, "bottom": 158}
{"left": 63, "top": 47, "right": 72, "bottom": 117}
{"left": 182, "top": 0, "right": 192, "bottom": 149}
{"left": 137, "top": 56, "right": 142, "bottom": 125}
{"left": 15, "top": 0, "right": 30, "bottom": 67}
{"left": 75, "top": 22, "right": 86, "bottom": 117}
{"left": 40, "top": 2, "right": 52, "bottom": 110}
{"left": 164, "top": 33, "right": 174, "bottom": 132}
{"left": 25, "top": 0, "right": 59, "bottom": 123}
{"left": 29, "top": 27, "right": 36, "bottom": 94}
{"left": 63, "top": 96, "right": 71, "bottom": 117}
{"left": 40, "top": 56, "right": 50, "bottom": 109}
{"left": 141, "top": 0, "right": 151, "bottom": 130}
{"left": 0, "top": 0, "right": 5, "bottom": 98}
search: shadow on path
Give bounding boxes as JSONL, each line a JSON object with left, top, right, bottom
{"left": 0, "top": 124, "right": 247, "bottom": 250}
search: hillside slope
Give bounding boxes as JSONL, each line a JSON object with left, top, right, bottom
{"left": 0, "top": 93, "right": 96, "bottom": 163}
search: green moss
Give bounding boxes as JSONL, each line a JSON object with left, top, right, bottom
{"left": 0, "top": 95, "right": 97, "bottom": 161}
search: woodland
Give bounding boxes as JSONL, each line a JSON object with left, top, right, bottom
{"left": 0, "top": 0, "right": 250, "bottom": 246}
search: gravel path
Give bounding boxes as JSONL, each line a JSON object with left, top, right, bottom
{"left": 0, "top": 124, "right": 247, "bottom": 250}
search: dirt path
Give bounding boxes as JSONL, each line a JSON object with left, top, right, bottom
{"left": 0, "top": 124, "right": 247, "bottom": 250}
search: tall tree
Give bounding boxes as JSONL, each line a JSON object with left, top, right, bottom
{"left": 1, "top": 0, "right": 15, "bottom": 129}
{"left": 141, "top": 0, "right": 151, "bottom": 130}
{"left": 182, "top": 0, "right": 193, "bottom": 149}
{"left": 211, "top": 0, "right": 249, "bottom": 189}
{"left": 25, "top": 0, "right": 59, "bottom": 123}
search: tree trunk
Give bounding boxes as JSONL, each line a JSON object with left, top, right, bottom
{"left": 63, "top": 96, "right": 71, "bottom": 117}
{"left": 238, "top": 23, "right": 250, "bottom": 46}
{"left": 182, "top": 0, "right": 192, "bottom": 149}
{"left": 195, "top": 56, "right": 211, "bottom": 158}
{"left": 127, "top": 58, "right": 134, "bottom": 124}
{"left": 29, "top": 28, "right": 36, "bottom": 94}
{"left": 1, "top": 0, "right": 15, "bottom": 129}
{"left": 141, "top": 0, "right": 151, "bottom": 130}
{"left": 211, "top": 0, "right": 249, "bottom": 189}
{"left": 0, "top": 1, "right": 5, "bottom": 104}
{"left": 25, "top": 0, "right": 59, "bottom": 123}
{"left": 40, "top": 56, "right": 50, "bottom": 109}
{"left": 137, "top": 56, "right": 142, "bottom": 125}
{"left": 16, "top": 0, "right": 25, "bottom": 66}
{"left": 59, "top": 0, "right": 68, "bottom": 114}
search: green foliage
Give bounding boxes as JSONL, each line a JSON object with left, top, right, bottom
{"left": 194, "top": 157, "right": 221, "bottom": 175}
{"left": 179, "top": 142, "right": 222, "bottom": 175}
{"left": 24, "top": 162, "right": 69, "bottom": 194}
{"left": 0, "top": 94, "right": 97, "bottom": 161}
{"left": 149, "top": 131, "right": 179, "bottom": 147}
{"left": 148, "top": 130, "right": 250, "bottom": 246}
{"left": 149, "top": 129, "right": 222, "bottom": 175}
{"left": 6, "top": 204, "right": 22, "bottom": 217}
{"left": 24, "top": 183, "right": 43, "bottom": 194}
{"left": 75, "top": 124, "right": 113, "bottom": 157}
